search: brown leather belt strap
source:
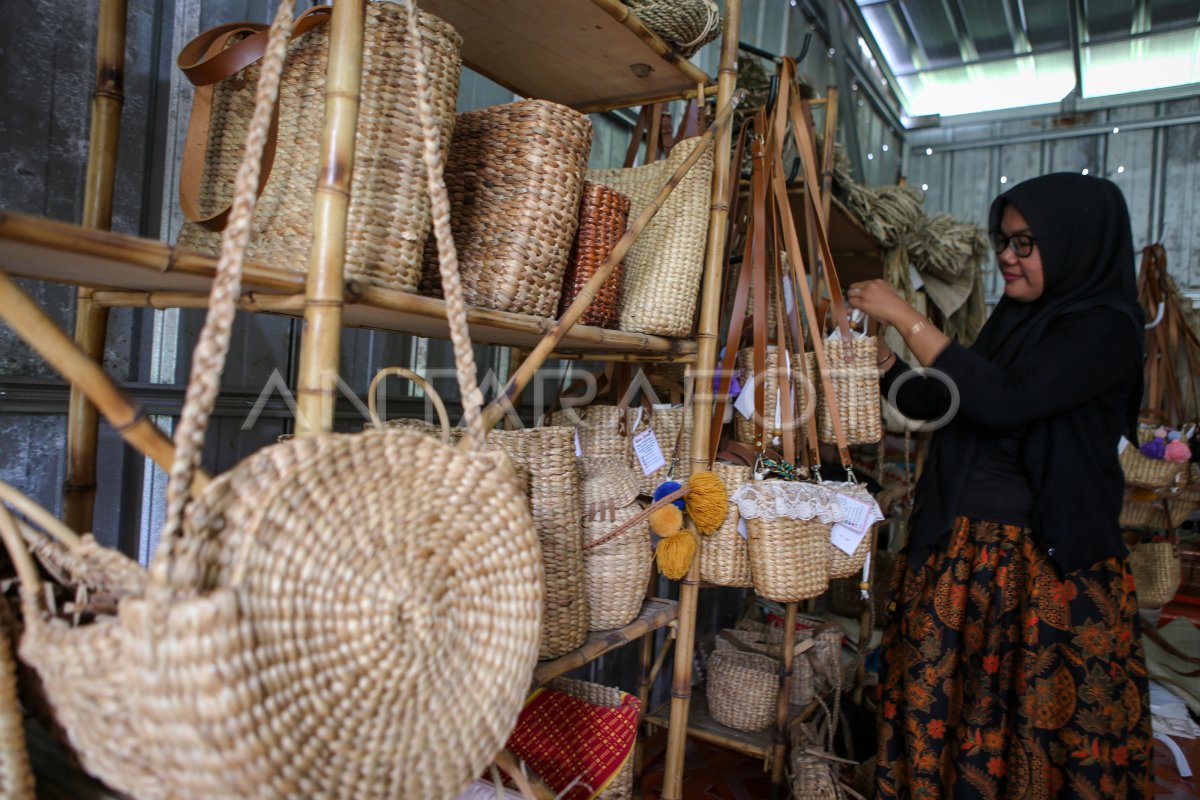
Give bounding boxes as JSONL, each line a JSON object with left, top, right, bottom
{"left": 177, "top": 6, "right": 332, "bottom": 232}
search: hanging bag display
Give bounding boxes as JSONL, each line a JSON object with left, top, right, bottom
{"left": 1129, "top": 534, "right": 1182, "bottom": 608}
{"left": 176, "top": 2, "right": 462, "bottom": 294}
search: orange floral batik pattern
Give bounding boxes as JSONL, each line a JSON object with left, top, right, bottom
{"left": 876, "top": 517, "right": 1152, "bottom": 799}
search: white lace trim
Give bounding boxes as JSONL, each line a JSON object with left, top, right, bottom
{"left": 730, "top": 481, "right": 848, "bottom": 523}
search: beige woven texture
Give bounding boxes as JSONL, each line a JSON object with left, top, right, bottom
{"left": 628, "top": 0, "right": 721, "bottom": 58}
{"left": 734, "top": 348, "right": 808, "bottom": 448}
{"left": 699, "top": 462, "right": 753, "bottom": 587}
{"left": 546, "top": 405, "right": 631, "bottom": 462}
{"left": 715, "top": 626, "right": 811, "bottom": 706}
{"left": 177, "top": 2, "right": 462, "bottom": 293}
{"left": 546, "top": 678, "right": 634, "bottom": 800}
{"left": 747, "top": 515, "right": 832, "bottom": 603}
{"left": 582, "top": 508, "right": 650, "bottom": 631}
{"left": 1130, "top": 540, "right": 1182, "bottom": 608}
{"left": 420, "top": 99, "right": 593, "bottom": 317}
{"left": 579, "top": 456, "right": 641, "bottom": 518}
{"left": 0, "top": 602, "right": 32, "bottom": 800}
{"left": 633, "top": 406, "right": 692, "bottom": 496}
{"left": 706, "top": 650, "right": 778, "bottom": 732}
{"left": 788, "top": 747, "right": 840, "bottom": 800}
{"left": 588, "top": 137, "right": 714, "bottom": 337}
{"left": 1120, "top": 496, "right": 1196, "bottom": 530}
{"left": 812, "top": 337, "right": 882, "bottom": 445}
{"left": 1120, "top": 445, "right": 1190, "bottom": 491}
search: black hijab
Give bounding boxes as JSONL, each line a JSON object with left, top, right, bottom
{"left": 908, "top": 173, "right": 1145, "bottom": 566}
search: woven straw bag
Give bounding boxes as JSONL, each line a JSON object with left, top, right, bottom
{"left": 706, "top": 649, "right": 777, "bottom": 732}
{"left": 587, "top": 136, "right": 714, "bottom": 336}
{"left": 627, "top": 0, "right": 721, "bottom": 58}
{"left": 0, "top": 8, "right": 542, "bottom": 797}
{"left": 419, "top": 99, "right": 593, "bottom": 317}
{"left": 699, "top": 462, "right": 753, "bottom": 587}
{"left": 1120, "top": 492, "right": 1197, "bottom": 530}
{"left": 714, "top": 627, "right": 813, "bottom": 706}
{"left": 1129, "top": 539, "right": 1182, "bottom": 608}
{"left": 734, "top": 348, "right": 808, "bottom": 450}
{"left": 559, "top": 182, "right": 632, "bottom": 329}
{"left": 546, "top": 405, "right": 632, "bottom": 462}
{"left": 735, "top": 481, "right": 844, "bottom": 602}
{"left": 579, "top": 458, "right": 651, "bottom": 631}
{"left": 176, "top": 2, "right": 461, "bottom": 293}
{"left": 810, "top": 335, "right": 882, "bottom": 445}
{"left": 1119, "top": 444, "right": 1190, "bottom": 491}
{"left": 826, "top": 481, "right": 883, "bottom": 580}
{"left": 545, "top": 678, "right": 635, "bottom": 800}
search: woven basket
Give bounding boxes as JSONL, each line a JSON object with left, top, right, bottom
{"left": 628, "top": 0, "right": 722, "bottom": 58}
{"left": 546, "top": 678, "right": 634, "bottom": 800}
{"left": 1121, "top": 496, "right": 1197, "bottom": 530}
{"left": 177, "top": 2, "right": 461, "bottom": 293}
{"left": 734, "top": 348, "right": 807, "bottom": 450}
{"left": 579, "top": 456, "right": 641, "bottom": 518}
{"left": 706, "top": 650, "right": 778, "bottom": 732}
{"left": 788, "top": 747, "right": 841, "bottom": 800}
{"left": 546, "top": 405, "right": 631, "bottom": 462}
{"left": 714, "top": 627, "right": 813, "bottom": 706}
{"left": 827, "top": 481, "right": 881, "bottom": 580}
{"left": 419, "top": 99, "right": 593, "bottom": 317}
{"left": 699, "top": 462, "right": 753, "bottom": 588}
{"left": 1130, "top": 540, "right": 1182, "bottom": 608}
{"left": 746, "top": 517, "right": 832, "bottom": 604}
{"left": 813, "top": 336, "right": 882, "bottom": 445}
{"left": 581, "top": 468, "right": 651, "bottom": 631}
{"left": 1120, "top": 445, "right": 1190, "bottom": 491}
{"left": 632, "top": 405, "right": 692, "bottom": 496}
{"left": 587, "top": 136, "right": 714, "bottom": 337}
{"left": 560, "top": 182, "right": 632, "bottom": 328}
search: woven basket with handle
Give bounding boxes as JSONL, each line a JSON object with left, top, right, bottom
{"left": 699, "top": 462, "right": 753, "bottom": 588}
{"left": 706, "top": 649, "right": 778, "bottom": 732}
{"left": 176, "top": 2, "right": 461, "bottom": 293}
{"left": 559, "top": 182, "right": 632, "bottom": 329}
{"left": 546, "top": 678, "right": 635, "bottom": 800}
{"left": 1129, "top": 538, "right": 1182, "bottom": 608}
{"left": 579, "top": 458, "right": 651, "bottom": 631}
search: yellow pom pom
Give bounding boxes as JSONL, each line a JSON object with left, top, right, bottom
{"left": 649, "top": 504, "right": 684, "bottom": 537}
{"left": 684, "top": 470, "right": 729, "bottom": 535}
{"left": 656, "top": 530, "right": 696, "bottom": 580}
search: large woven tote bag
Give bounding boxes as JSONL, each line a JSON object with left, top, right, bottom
{"left": 0, "top": 5, "right": 542, "bottom": 798}
{"left": 176, "top": 1, "right": 461, "bottom": 294}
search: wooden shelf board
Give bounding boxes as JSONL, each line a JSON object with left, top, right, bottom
{"left": 533, "top": 597, "right": 678, "bottom": 686}
{"left": 643, "top": 690, "right": 775, "bottom": 760}
{"left": 420, "top": 0, "right": 710, "bottom": 112}
{"left": 0, "top": 212, "right": 696, "bottom": 358}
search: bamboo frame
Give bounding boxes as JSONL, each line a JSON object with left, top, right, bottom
{"left": 294, "top": 0, "right": 364, "bottom": 436}
{"left": 576, "top": 82, "right": 718, "bottom": 116}
{"left": 92, "top": 290, "right": 307, "bottom": 314}
{"left": 65, "top": 0, "right": 126, "bottom": 532}
{"left": 659, "top": 0, "right": 742, "bottom": 795}
{"left": 0, "top": 272, "right": 207, "bottom": 495}
{"left": 770, "top": 603, "right": 799, "bottom": 786}
{"left": 531, "top": 598, "right": 679, "bottom": 686}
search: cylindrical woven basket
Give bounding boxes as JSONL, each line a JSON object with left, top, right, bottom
{"left": 813, "top": 336, "right": 882, "bottom": 445}
{"left": 579, "top": 456, "right": 641, "bottom": 517}
{"left": 582, "top": 504, "right": 651, "bottom": 631}
{"left": 560, "top": 182, "right": 631, "bottom": 328}
{"left": 706, "top": 650, "right": 778, "bottom": 732}
{"left": 1120, "top": 496, "right": 1195, "bottom": 530}
{"left": 587, "top": 136, "right": 714, "bottom": 337}
{"left": 546, "top": 678, "right": 634, "bottom": 800}
{"left": 546, "top": 405, "right": 631, "bottom": 462}
{"left": 628, "top": 0, "right": 721, "bottom": 58}
{"left": 177, "top": 2, "right": 461, "bottom": 292}
{"left": 1129, "top": 540, "right": 1182, "bottom": 608}
{"left": 747, "top": 516, "right": 832, "bottom": 603}
{"left": 734, "top": 348, "right": 807, "bottom": 450}
{"left": 700, "top": 462, "right": 753, "bottom": 587}
{"left": 419, "top": 99, "right": 593, "bottom": 317}
{"left": 1120, "top": 445, "right": 1190, "bottom": 491}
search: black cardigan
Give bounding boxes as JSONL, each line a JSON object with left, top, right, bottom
{"left": 882, "top": 306, "right": 1141, "bottom": 574}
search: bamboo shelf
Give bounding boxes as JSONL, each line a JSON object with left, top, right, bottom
{"left": 532, "top": 597, "right": 678, "bottom": 686}
{"left": 643, "top": 691, "right": 820, "bottom": 763}
{"left": 0, "top": 213, "right": 697, "bottom": 359}
{"left": 419, "top": 0, "right": 711, "bottom": 113}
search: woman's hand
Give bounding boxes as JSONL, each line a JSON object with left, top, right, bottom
{"left": 847, "top": 279, "right": 912, "bottom": 326}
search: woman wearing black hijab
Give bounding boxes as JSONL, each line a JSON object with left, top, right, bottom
{"left": 847, "top": 173, "right": 1151, "bottom": 798}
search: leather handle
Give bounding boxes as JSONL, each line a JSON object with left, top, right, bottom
{"left": 177, "top": 6, "right": 332, "bottom": 232}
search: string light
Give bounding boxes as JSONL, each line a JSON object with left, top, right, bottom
{"left": 921, "top": 183, "right": 929, "bottom": 191}
{"left": 882, "top": 144, "right": 889, "bottom": 152}
{"left": 1113, "top": 127, "right": 1120, "bottom": 134}
{"left": 1081, "top": 168, "right": 1089, "bottom": 175}
{"left": 925, "top": 147, "right": 933, "bottom": 156}
{"left": 1117, "top": 165, "right": 1126, "bottom": 173}
{"left": 1000, "top": 175, "right": 1008, "bottom": 184}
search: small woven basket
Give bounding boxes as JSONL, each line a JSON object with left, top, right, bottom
{"left": 587, "top": 136, "right": 714, "bottom": 337}
{"left": 420, "top": 98, "right": 593, "bottom": 317}
{"left": 699, "top": 463, "right": 754, "bottom": 588}
{"left": 812, "top": 336, "right": 882, "bottom": 445}
{"left": 559, "top": 182, "right": 631, "bottom": 328}
{"left": 580, "top": 458, "right": 651, "bottom": 631}
{"left": 714, "top": 627, "right": 813, "bottom": 706}
{"left": 1129, "top": 539, "right": 1182, "bottom": 608}
{"left": 747, "top": 516, "right": 832, "bottom": 603}
{"left": 706, "top": 650, "right": 778, "bottom": 732}
{"left": 546, "top": 678, "right": 634, "bottom": 800}
{"left": 734, "top": 348, "right": 807, "bottom": 450}
{"left": 628, "top": 0, "right": 722, "bottom": 58}
{"left": 1120, "top": 445, "right": 1190, "bottom": 491}
{"left": 177, "top": 2, "right": 462, "bottom": 293}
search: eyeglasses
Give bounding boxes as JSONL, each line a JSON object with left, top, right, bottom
{"left": 990, "top": 231, "right": 1036, "bottom": 258}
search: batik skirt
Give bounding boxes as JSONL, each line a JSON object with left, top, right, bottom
{"left": 875, "top": 516, "right": 1152, "bottom": 799}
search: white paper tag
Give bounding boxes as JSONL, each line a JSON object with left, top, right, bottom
{"left": 1118, "top": 435, "right": 1130, "bottom": 455}
{"left": 909, "top": 263, "right": 925, "bottom": 291}
{"left": 831, "top": 522, "right": 869, "bottom": 556}
{"left": 574, "top": 428, "right": 582, "bottom": 456}
{"left": 737, "top": 518, "right": 748, "bottom": 540}
{"left": 633, "top": 427, "right": 666, "bottom": 476}
{"left": 833, "top": 493, "right": 876, "bottom": 534}
{"left": 734, "top": 372, "right": 755, "bottom": 420}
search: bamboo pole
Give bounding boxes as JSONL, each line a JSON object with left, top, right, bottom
{"left": 770, "top": 602, "right": 799, "bottom": 786}
{"left": 474, "top": 91, "right": 741, "bottom": 436}
{"left": 64, "top": 0, "right": 126, "bottom": 532}
{"left": 294, "top": 0, "right": 365, "bottom": 436}
{"left": 92, "top": 290, "right": 307, "bottom": 314}
{"left": 660, "top": 0, "right": 741, "bottom": 796}
{"left": 0, "top": 272, "right": 207, "bottom": 495}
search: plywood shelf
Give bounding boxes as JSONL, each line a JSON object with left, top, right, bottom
{"left": 0, "top": 212, "right": 696, "bottom": 359}
{"left": 533, "top": 597, "right": 678, "bottom": 686}
{"left": 420, "top": 0, "right": 711, "bottom": 113}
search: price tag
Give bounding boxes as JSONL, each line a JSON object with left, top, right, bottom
{"left": 632, "top": 427, "right": 666, "bottom": 476}
{"left": 831, "top": 522, "right": 868, "bottom": 556}
{"left": 737, "top": 518, "right": 748, "bottom": 540}
{"left": 1117, "top": 436, "right": 1130, "bottom": 455}
{"left": 734, "top": 372, "right": 755, "bottom": 420}
{"left": 574, "top": 428, "right": 582, "bottom": 456}
{"left": 833, "top": 492, "right": 876, "bottom": 534}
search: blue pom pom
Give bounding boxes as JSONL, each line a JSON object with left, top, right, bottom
{"left": 654, "top": 481, "right": 686, "bottom": 510}
{"left": 1168, "top": 430, "right": 1182, "bottom": 441}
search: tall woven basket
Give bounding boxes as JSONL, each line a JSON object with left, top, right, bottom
{"left": 734, "top": 348, "right": 807, "bottom": 449}
{"left": 812, "top": 336, "right": 882, "bottom": 445}
{"left": 699, "top": 462, "right": 753, "bottom": 587}
{"left": 560, "top": 182, "right": 632, "bottom": 328}
{"left": 587, "top": 136, "right": 714, "bottom": 336}
{"left": 176, "top": 2, "right": 462, "bottom": 293}
{"left": 1129, "top": 539, "right": 1182, "bottom": 608}
{"left": 579, "top": 458, "right": 651, "bottom": 631}
{"left": 419, "top": 98, "right": 593, "bottom": 317}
